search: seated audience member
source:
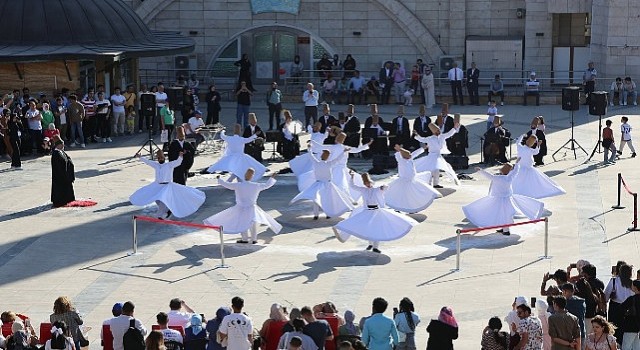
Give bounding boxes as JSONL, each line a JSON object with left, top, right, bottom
{"left": 488, "top": 75, "right": 505, "bottom": 106}
{"left": 157, "top": 312, "right": 184, "bottom": 344}
{"left": 610, "top": 77, "right": 623, "bottom": 106}
{"left": 482, "top": 116, "right": 510, "bottom": 164}
{"left": 364, "top": 76, "right": 381, "bottom": 104}
{"left": 348, "top": 70, "right": 366, "bottom": 105}
{"left": 523, "top": 72, "right": 540, "bottom": 106}
{"left": 42, "top": 123, "right": 60, "bottom": 155}
{"left": 45, "top": 321, "right": 75, "bottom": 350}
{"left": 622, "top": 76, "right": 637, "bottom": 106}
{"left": 146, "top": 330, "right": 166, "bottom": 350}
{"left": 323, "top": 74, "right": 338, "bottom": 105}
{"left": 337, "top": 77, "right": 350, "bottom": 105}
{"left": 185, "top": 111, "right": 205, "bottom": 147}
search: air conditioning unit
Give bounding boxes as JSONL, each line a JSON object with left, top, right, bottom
{"left": 439, "top": 56, "right": 463, "bottom": 71}
{"left": 174, "top": 55, "right": 197, "bottom": 80}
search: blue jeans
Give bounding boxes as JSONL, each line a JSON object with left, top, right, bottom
{"left": 236, "top": 104, "right": 250, "bottom": 128}
{"left": 623, "top": 90, "right": 637, "bottom": 105}
{"left": 70, "top": 121, "right": 84, "bottom": 144}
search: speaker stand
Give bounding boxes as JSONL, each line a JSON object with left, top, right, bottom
{"left": 552, "top": 110, "right": 588, "bottom": 161}
{"left": 587, "top": 114, "right": 604, "bottom": 161}
{"left": 133, "top": 122, "right": 161, "bottom": 160}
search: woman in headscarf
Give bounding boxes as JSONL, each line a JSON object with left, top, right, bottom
{"left": 338, "top": 310, "right": 360, "bottom": 336}
{"left": 535, "top": 299, "right": 552, "bottom": 350}
{"left": 259, "top": 304, "right": 289, "bottom": 350}
{"left": 426, "top": 306, "right": 458, "bottom": 350}
{"left": 185, "top": 314, "right": 207, "bottom": 350}
{"left": 282, "top": 308, "right": 301, "bottom": 334}
{"left": 206, "top": 307, "right": 231, "bottom": 350}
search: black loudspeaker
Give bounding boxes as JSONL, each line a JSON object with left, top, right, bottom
{"left": 562, "top": 86, "right": 581, "bottom": 111}
{"left": 590, "top": 91, "right": 608, "bottom": 116}
{"left": 140, "top": 93, "right": 156, "bottom": 117}
{"left": 165, "top": 87, "right": 184, "bottom": 110}
{"left": 443, "top": 154, "right": 470, "bottom": 170}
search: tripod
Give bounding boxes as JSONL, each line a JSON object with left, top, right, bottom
{"left": 552, "top": 110, "right": 588, "bottom": 160}
{"left": 133, "top": 113, "right": 161, "bottom": 159}
{"left": 587, "top": 114, "right": 604, "bottom": 161}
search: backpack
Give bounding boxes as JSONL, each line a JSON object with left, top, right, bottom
{"left": 123, "top": 319, "right": 146, "bottom": 350}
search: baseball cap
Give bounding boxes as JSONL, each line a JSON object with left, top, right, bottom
{"left": 112, "top": 302, "right": 123, "bottom": 313}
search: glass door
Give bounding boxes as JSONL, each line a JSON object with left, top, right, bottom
{"left": 253, "top": 31, "right": 298, "bottom": 84}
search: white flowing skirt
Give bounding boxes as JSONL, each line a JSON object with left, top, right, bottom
{"left": 512, "top": 165, "right": 566, "bottom": 199}
{"left": 386, "top": 175, "right": 441, "bottom": 213}
{"left": 290, "top": 181, "right": 354, "bottom": 217}
{"left": 462, "top": 194, "right": 544, "bottom": 227}
{"left": 203, "top": 204, "right": 282, "bottom": 234}
{"left": 414, "top": 153, "right": 459, "bottom": 185}
{"left": 207, "top": 153, "right": 267, "bottom": 179}
{"left": 333, "top": 206, "right": 418, "bottom": 242}
{"left": 296, "top": 167, "right": 363, "bottom": 201}
{"left": 130, "top": 183, "right": 206, "bottom": 218}
{"left": 289, "top": 153, "right": 313, "bottom": 175}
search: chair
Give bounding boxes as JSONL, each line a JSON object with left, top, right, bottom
{"left": 165, "top": 340, "right": 184, "bottom": 350}
{"left": 152, "top": 325, "right": 185, "bottom": 337}
{"left": 39, "top": 322, "right": 52, "bottom": 345}
{"left": 102, "top": 324, "right": 114, "bottom": 350}
{"left": 1, "top": 322, "right": 13, "bottom": 337}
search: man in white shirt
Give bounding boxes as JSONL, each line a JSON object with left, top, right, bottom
{"left": 523, "top": 72, "right": 540, "bottom": 106}
{"left": 109, "top": 301, "right": 147, "bottom": 350}
{"left": 167, "top": 298, "right": 196, "bottom": 328}
{"left": 157, "top": 312, "right": 184, "bottom": 344}
{"left": 448, "top": 62, "right": 464, "bottom": 105}
{"left": 111, "top": 87, "right": 126, "bottom": 136}
{"left": 218, "top": 297, "right": 253, "bottom": 350}
{"left": 186, "top": 110, "right": 205, "bottom": 147}
{"left": 303, "top": 83, "right": 319, "bottom": 128}
{"left": 101, "top": 303, "right": 122, "bottom": 344}
{"left": 155, "top": 83, "right": 168, "bottom": 135}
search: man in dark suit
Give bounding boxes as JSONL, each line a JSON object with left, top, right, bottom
{"left": 168, "top": 126, "right": 195, "bottom": 185}
{"left": 343, "top": 104, "right": 361, "bottom": 147}
{"left": 379, "top": 61, "right": 394, "bottom": 105}
{"left": 466, "top": 62, "right": 480, "bottom": 106}
{"left": 243, "top": 112, "right": 265, "bottom": 162}
{"left": 363, "top": 114, "right": 388, "bottom": 156}
{"left": 413, "top": 105, "right": 432, "bottom": 138}
{"left": 390, "top": 106, "right": 411, "bottom": 149}
{"left": 483, "top": 116, "right": 511, "bottom": 164}
{"left": 318, "top": 103, "right": 337, "bottom": 133}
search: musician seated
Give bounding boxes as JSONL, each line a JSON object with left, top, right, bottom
{"left": 483, "top": 116, "right": 511, "bottom": 164}
{"left": 362, "top": 114, "right": 389, "bottom": 156}
{"left": 184, "top": 110, "right": 206, "bottom": 147}
{"left": 243, "top": 112, "right": 265, "bottom": 162}
{"left": 277, "top": 109, "right": 300, "bottom": 161}
{"left": 325, "top": 125, "right": 341, "bottom": 145}
{"left": 343, "top": 105, "right": 361, "bottom": 148}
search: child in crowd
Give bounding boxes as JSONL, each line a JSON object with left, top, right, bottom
{"left": 403, "top": 88, "right": 414, "bottom": 106}
{"left": 602, "top": 119, "right": 617, "bottom": 164}
{"left": 617, "top": 116, "right": 636, "bottom": 158}
{"left": 126, "top": 105, "right": 136, "bottom": 135}
{"left": 42, "top": 123, "right": 60, "bottom": 155}
{"left": 486, "top": 100, "right": 498, "bottom": 130}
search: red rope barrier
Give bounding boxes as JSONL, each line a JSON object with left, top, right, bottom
{"left": 620, "top": 176, "right": 636, "bottom": 196}
{"left": 458, "top": 218, "right": 547, "bottom": 234}
{"left": 134, "top": 215, "right": 221, "bottom": 230}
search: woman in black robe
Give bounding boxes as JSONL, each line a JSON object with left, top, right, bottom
{"left": 234, "top": 54, "right": 255, "bottom": 92}
{"left": 50, "top": 135, "right": 75, "bottom": 207}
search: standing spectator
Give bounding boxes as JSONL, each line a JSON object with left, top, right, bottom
{"left": 123, "top": 85, "right": 137, "bottom": 118}
{"left": 235, "top": 54, "right": 255, "bottom": 91}
{"left": 348, "top": 71, "right": 366, "bottom": 105}
{"left": 609, "top": 77, "right": 623, "bottom": 106}
{"left": 584, "top": 316, "right": 616, "bottom": 350}
{"left": 426, "top": 307, "right": 458, "bottom": 350}
{"left": 291, "top": 55, "right": 304, "bottom": 84}
{"left": 109, "top": 301, "right": 147, "bottom": 350}
{"left": 206, "top": 85, "right": 222, "bottom": 126}
{"left": 415, "top": 59, "right": 428, "bottom": 102}
{"left": 259, "top": 304, "right": 289, "bottom": 350}
{"left": 155, "top": 83, "right": 168, "bottom": 135}
{"left": 513, "top": 302, "right": 543, "bottom": 350}
{"left": 95, "top": 92, "right": 111, "bottom": 143}
{"left": 622, "top": 77, "right": 637, "bottom": 106}
{"left": 617, "top": 116, "right": 636, "bottom": 158}
{"left": 535, "top": 300, "right": 552, "bottom": 350}
{"left": 7, "top": 111, "right": 23, "bottom": 169}
{"left": 188, "top": 74, "right": 200, "bottom": 94}
{"left": 218, "top": 297, "right": 253, "bottom": 350}
{"left": 67, "top": 95, "right": 85, "bottom": 148}
{"left": 49, "top": 296, "right": 84, "bottom": 350}
{"left": 236, "top": 81, "right": 252, "bottom": 128}
{"left": 548, "top": 295, "right": 581, "bottom": 350}
{"left": 53, "top": 97, "right": 67, "bottom": 139}
{"left": 481, "top": 317, "right": 509, "bottom": 350}
{"left": 542, "top": 270, "right": 569, "bottom": 297}
{"left": 410, "top": 65, "right": 420, "bottom": 94}
{"left": 282, "top": 309, "right": 302, "bottom": 334}
{"left": 25, "top": 100, "right": 43, "bottom": 155}
{"left": 182, "top": 88, "right": 196, "bottom": 124}
{"left": 574, "top": 278, "right": 599, "bottom": 336}
{"left": 489, "top": 75, "right": 505, "bottom": 106}
{"left": 156, "top": 312, "right": 183, "bottom": 344}
{"left": 338, "top": 310, "right": 360, "bottom": 337}
{"left": 278, "top": 319, "right": 317, "bottom": 350}
{"left": 562, "top": 284, "right": 586, "bottom": 342}
{"left": 266, "top": 82, "right": 283, "bottom": 130}
{"left": 323, "top": 74, "right": 337, "bottom": 105}
{"left": 111, "top": 87, "right": 126, "bottom": 136}
{"left": 524, "top": 72, "right": 540, "bottom": 106}
{"left": 393, "top": 298, "right": 419, "bottom": 350}
{"left": 137, "top": 84, "right": 150, "bottom": 133}
{"left": 583, "top": 62, "right": 597, "bottom": 105}
{"left": 466, "top": 62, "right": 480, "bottom": 105}
{"left": 379, "top": 61, "right": 394, "bottom": 105}
{"left": 619, "top": 279, "right": 640, "bottom": 350}
{"left": 343, "top": 55, "right": 356, "bottom": 79}
{"left": 421, "top": 67, "right": 435, "bottom": 109}
{"left": 301, "top": 306, "right": 333, "bottom": 350}
{"left": 303, "top": 83, "right": 319, "bottom": 128}
{"left": 605, "top": 263, "right": 635, "bottom": 345}
{"left": 81, "top": 89, "right": 97, "bottom": 142}
{"left": 160, "top": 101, "right": 175, "bottom": 145}
{"left": 362, "top": 298, "right": 398, "bottom": 350}
{"left": 185, "top": 314, "right": 207, "bottom": 350}
{"left": 332, "top": 54, "right": 343, "bottom": 78}
{"left": 206, "top": 307, "right": 231, "bottom": 350}
{"left": 392, "top": 62, "right": 406, "bottom": 105}
{"left": 100, "top": 303, "right": 122, "bottom": 345}
{"left": 167, "top": 298, "right": 196, "bottom": 328}
{"left": 126, "top": 106, "right": 137, "bottom": 135}
{"left": 41, "top": 103, "right": 55, "bottom": 130}
{"left": 316, "top": 54, "right": 333, "bottom": 83}
{"left": 448, "top": 63, "right": 464, "bottom": 105}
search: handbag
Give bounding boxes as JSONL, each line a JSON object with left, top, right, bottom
{"left": 160, "top": 129, "right": 169, "bottom": 143}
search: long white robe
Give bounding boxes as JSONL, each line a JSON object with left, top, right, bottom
{"left": 130, "top": 156, "right": 206, "bottom": 218}
{"left": 512, "top": 139, "right": 566, "bottom": 199}
{"left": 334, "top": 181, "right": 418, "bottom": 242}
{"left": 462, "top": 164, "right": 544, "bottom": 227}
{"left": 207, "top": 131, "right": 267, "bottom": 178}
{"left": 290, "top": 151, "right": 354, "bottom": 217}
{"left": 385, "top": 148, "right": 442, "bottom": 213}
{"left": 414, "top": 128, "right": 460, "bottom": 185}
{"left": 203, "top": 178, "right": 282, "bottom": 234}
{"left": 289, "top": 131, "right": 330, "bottom": 175}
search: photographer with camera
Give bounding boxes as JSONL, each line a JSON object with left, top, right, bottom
{"left": 541, "top": 269, "right": 569, "bottom": 298}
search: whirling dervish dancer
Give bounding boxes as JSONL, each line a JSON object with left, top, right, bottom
{"left": 289, "top": 122, "right": 329, "bottom": 176}
{"left": 511, "top": 134, "right": 566, "bottom": 199}
{"left": 385, "top": 144, "right": 441, "bottom": 213}
{"left": 207, "top": 123, "right": 267, "bottom": 180}
{"left": 130, "top": 150, "right": 206, "bottom": 219}
{"left": 204, "top": 169, "right": 282, "bottom": 244}
{"left": 290, "top": 148, "right": 354, "bottom": 219}
{"left": 334, "top": 172, "right": 419, "bottom": 253}
{"left": 462, "top": 163, "right": 544, "bottom": 235}
{"left": 414, "top": 122, "right": 460, "bottom": 188}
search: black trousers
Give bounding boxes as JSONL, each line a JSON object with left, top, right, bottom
{"left": 304, "top": 106, "right": 317, "bottom": 128}
{"left": 381, "top": 84, "right": 393, "bottom": 104}
{"left": 450, "top": 81, "right": 463, "bottom": 105}
{"left": 97, "top": 113, "right": 111, "bottom": 139}
{"left": 10, "top": 137, "right": 21, "bottom": 167}
{"left": 585, "top": 81, "right": 595, "bottom": 104}
{"left": 467, "top": 83, "right": 479, "bottom": 105}
{"left": 488, "top": 91, "right": 505, "bottom": 102}
{"left": 268, "top": 103, "right": 282, "bottom": 130}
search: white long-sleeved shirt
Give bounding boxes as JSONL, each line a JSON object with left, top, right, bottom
{"left": 309, "top": 151, "right": 341, "bottom": 181}
{"left": 303, "top": 90, "right": 319, "bottom": 106}
{"left": 414, "top": 127, "right": 458, "bottom": 155}
{"left": 395, "top": 148, "right": 424, "bottom": 179}
{"left": 140, "top": 156, "right": 182, "bottom": 183}
{"left": 476, "top": 165, "right": 519, "bottom": 198}
{"left": 221, "top": 131, "right": 257, "bottom": 154}
{"left": 349, "top": 181, "right": 386, "bottom": 207}
{"left": 218, "top": 177, "right": 276, "bottom": 207}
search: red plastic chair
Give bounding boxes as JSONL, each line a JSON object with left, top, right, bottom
{"left": 39, "top": 323, "right": 53, "bottom": 345}
{"left": 317, "top": 316, "right": 339, "bottom": 350}
{"left": 1, "top": 322, "right": 13, "bottom": 337}
{"left": 103, "top": 324, "right": 114, "bottom": 350}
{"left": 152, "top": 325, "right": 185, "bottom": 337}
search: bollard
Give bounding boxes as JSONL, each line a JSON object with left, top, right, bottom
{"left": 128, "top": 216, "right": 140, "bottom": 256}
{"left": 218, "top": 226, "right": 230, "bottom": 268}
{"left": 455, "top": 229, "right": 461, "bottom": 271}
{"left": 543, "top": 217, "right": 550, "bottom": 258}
{"left": 612, "top": 173, "right": 625, "bottom": 209}
{"left": 631, "top": 194, "right": 640, "bottom": 232}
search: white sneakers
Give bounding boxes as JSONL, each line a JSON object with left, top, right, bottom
{"left": 80, "top": 144, "right": 86, "bottom": 148}
{"left": 107, "top": 138, "right": 113, "bottom": 142}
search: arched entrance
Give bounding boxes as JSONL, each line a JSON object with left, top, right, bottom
{"left": 205, "top": 25, "right": 335, "bottom": 86}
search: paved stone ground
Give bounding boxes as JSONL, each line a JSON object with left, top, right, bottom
{"left": 1, "top": 101, "right": 639, "bottom": 349}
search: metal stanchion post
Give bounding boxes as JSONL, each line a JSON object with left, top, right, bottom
{"left": 455, "top": 229, "right": 461, "bottom": 271}
{"left": 217, "top": 226, "right": 229, "bottom": 268}
{"left": 128, "top": 216, "right": 140, "bottom": 256}
{"left": 630, "top": 194, "right": 640, "bottom": 232}
{"left": 543, "top": 217, "right": 550, "bottom": 258}
{"left": 613, "top": 173, "right": 625, "bottom": 209}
